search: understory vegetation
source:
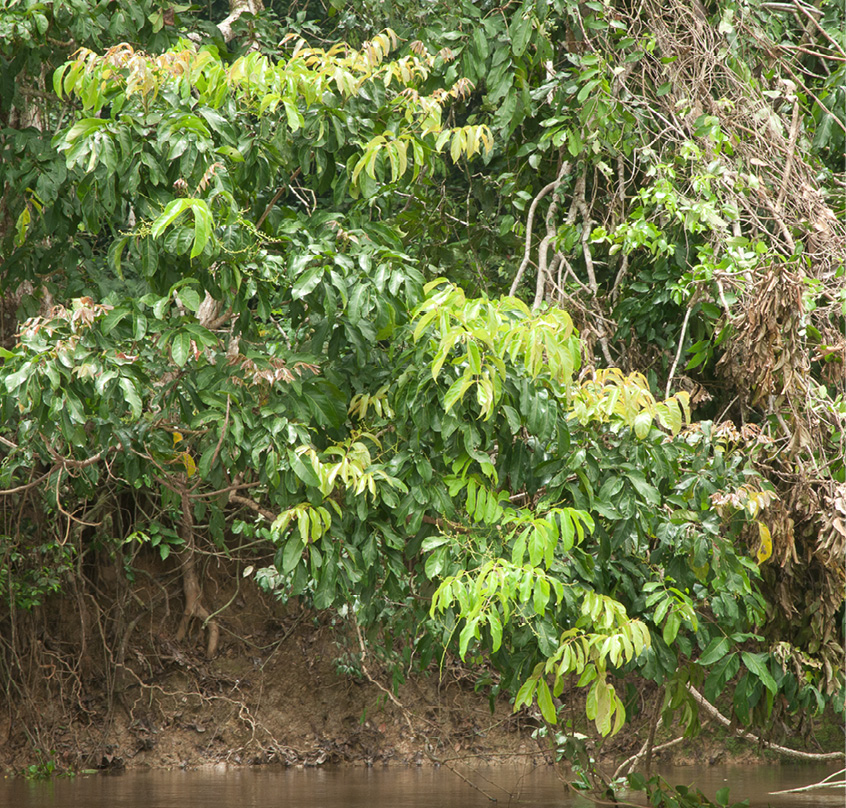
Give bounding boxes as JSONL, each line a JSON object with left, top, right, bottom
{"left": 1, "top": 0, "right": 844, "bottom": 801}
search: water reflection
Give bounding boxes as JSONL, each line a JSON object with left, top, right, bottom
{"left": 3, "top": 763, "right": 843, "bottom": 808}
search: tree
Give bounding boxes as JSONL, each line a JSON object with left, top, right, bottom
{"left": 1, "top": 0, "right": 843, "bottom": 798}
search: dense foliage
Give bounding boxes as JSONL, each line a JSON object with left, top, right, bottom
{"left": 1, "top": 0, "right": 843, "bottom": 791}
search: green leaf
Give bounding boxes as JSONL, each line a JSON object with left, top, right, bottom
{"left": 704, "top": 652, "right": 739, "bottom": 703}
{"left": 513, "top": 675, "right": 538, "bottom": 710}
{"left": 625, "top": 471, "right": 660, "bottom": 505}
{"left": 577, "top": 79, "right": 600, "bottom": 103}
{"left": 151, "top": 198, "right": 192, "bottom": 239}
{"left": 567, "top": 129, "right": 583, "bottom": 157}
{"left": 424, "top": 546, "right": 447, "bottom": 578}
{"left": 699, "top": 637, "right": 730, "bottom": 666}
{"left": 421, "top": 536, "right": 450, "bottom": 552}
{"left": 119, "top": 377, "right": 143, "bottom": 418}
{"left": 598, "top": 476, "right": 624, "bottom": 502}
{"left": 282, "top": 535, "right": 306, "bottom": 573}
{"left": 190, "top": 201, "right": 213, "bottom": 258}
{"left": 533, "top": 578, "right": 550, "bottom": 615}
{"left": 488, "top": 611, "right": 503, "bottom": 652}
{"left": 510, "top": 10, "right": 532, "bottom": 58}
{"left": 633, "top": 410, "right": 652, "bottom": 439}
{"left": 663, "top": 610, "right": 681, "bottom": 645}
{"left": 14, "top": 206, "right": 30, "bottom": 247}
{"left": 180, "top": 287, "right": 201, "bottom": 313}
{"left": 412, "top": 307, "right": 440, "bottom": 342}
{"left": 108, "top": 236, "right": 130, "bottom": 277}
{"left": 593, "top": 679, "right": 612, "bottom": 735}
{"left": 283, "top": 99, "right": 303, "bottom": 132}
{"left": 292, "top": 267, "right": 324, "bottom": 300}
{"left": 443, "top": 375, "right": 474, "bottom": 412}
{"left": 4, "top": 365, "right": 30, "bottom": 393}
{"left": 653, "top": 596, "right": 670, "bottom": 626}
{"left": 741, "top": 651, "right": 778, "bottom": 694}
{"left": 288, "top": 449, "right": 321, "bottom": 488}
{"left": 459, "top": 617, "right": 479, "bottom": 658}
{"left": 537, "top": 678, "right": 556, "bottom": 723}
{"left": 528, "top": 528, "right": 544, "bottom": 567}
{"left": 171, "top": 331, "right": 191, "bottom": 367}
{"left": 511, "top": 531, "right": 527, "bottom": 565}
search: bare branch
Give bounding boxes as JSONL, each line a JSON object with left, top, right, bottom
{"left": 217, "top": 0, "right": 264, "bottom": 43}
{"left": 229, "top": 493, "right": 278, "bottom": 522}
{"left": 509, "top": 162, "right": 570, "bottom": 298}
{"left": 687, "top": 685, "right": 845, "bottom": 761}
{"left": 666, "top": 292, "right": 699, "bottom": 398}
{"left": 790, "top": 0, "right": 846, "bottom": 57}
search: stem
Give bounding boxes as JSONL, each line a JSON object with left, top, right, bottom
{"left": 643, "top": 687, "right": 664, "bottom": 776}
{"left": 665, "top": 293, "right": 698, "bottom": 399}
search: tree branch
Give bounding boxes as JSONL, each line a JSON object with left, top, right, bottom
{"left": 229, "top": 493, "right": 277, "bottom": 522}
{"left": 217, "top": 0, "right": 264, "bottom": 43}
{"left": 665, "top": 292, "right": 698, "bottom": 398}
{"left": 686, "top": 685, "right": 845, "bottom": 761}
{"left": 509, "top": 162, "right": 570, "bottom": 298}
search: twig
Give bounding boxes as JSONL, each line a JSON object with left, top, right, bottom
{"left": 778, "top": 43, "right": 846, "bottom": 63}
{"left": 790, "top": 0, "right": 846, "bottom": 57}
{"left": 175, "top": 488, "right": 219, "bottom": 657}
{"left": 666, "top": 292, "right": 699, "bottom": 398}
{"left": 207, "top": 395, "right": 230, "bottom": 473}
{"left": 776, "top": 97, "right": 801, "bottom": 212}
{"left": 353, "top": 619, "right": 415, "bottom": 735}
{"left": 564, "top": 779, "right": 644, "bottom": 808}
{"left": 54, "top": 467, "right": 102, "bottom": 529}
{"left": 534, "top": 234, "right": 554, "bottom": 311}
{"left": 716, "top": 395, "right": 739, "bottom": 424}
{"left": 643, "top": 687, "right": 663, "bottom": 776}
{"left": 613, "top": 726, "right": 693, "bottom": 780}
{"left": 572, "top": 173, "right": 599, "bottom": 294}
{"left": 255, "top": 167, "right": 302, "bottom": 230}
{"left": 424, "top": 750, "right": 502, "bottom": 802}
{"left": 534, "top": 158, "right": 569, "bottom": 309}
{"left": 777, "top": 58, "right": 846, "bottom": 137}
{"left": 189, "top": 480, "right": 261, "bottom": 499}
{"left": 0, "top": 468, "right": 55, "bottom": 495}
{"left": 557, "top": 252, "right": 591, "bottom": 293}
{"left": 611, "top": 253, "right": 629, "bottom": 305}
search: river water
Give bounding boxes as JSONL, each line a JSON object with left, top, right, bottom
{"left": 2, "top": 763, "right": 843, "bottom": 808}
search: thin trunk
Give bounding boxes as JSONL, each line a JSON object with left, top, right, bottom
{"left": 175, "top": 490, "right": 219, "bottom": 657}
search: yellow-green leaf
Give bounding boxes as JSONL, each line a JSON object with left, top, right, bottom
{"left": 755, "top": 521, "right": 773, "bottom": 564}
{"left": 537, "top": 678, "right": 556, "bottom": 723}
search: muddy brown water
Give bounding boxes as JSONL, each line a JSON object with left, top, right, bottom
{"left": 2, "top": 763, "right": 843, "bottom": 807}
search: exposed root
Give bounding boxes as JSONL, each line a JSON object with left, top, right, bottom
{"left": 175, "top": 490, "right": 219, "bottom": 658}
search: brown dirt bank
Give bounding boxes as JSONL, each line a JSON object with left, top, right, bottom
{"left": 0, "top": 560, "right": 839, "bottom": 776}
{"left": 0, "top": 560, "right": 547, "bottom": 773}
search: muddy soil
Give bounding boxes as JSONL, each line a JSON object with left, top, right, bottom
{"left": 0, "top": 559, "right": 835, "bottom": 775}
{"left": 1, "top": 563, "right": 550, "bottom": 773}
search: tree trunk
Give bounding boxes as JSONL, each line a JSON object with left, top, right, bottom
{"left": 174, "top": 490, "right": 219, "bottom": 657}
